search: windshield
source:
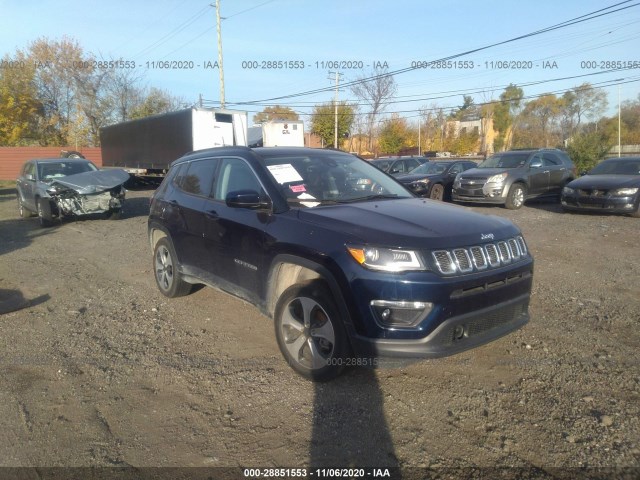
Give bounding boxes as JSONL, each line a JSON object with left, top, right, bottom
{"left": 37, "top": 161, "right": 98, "bottom": 181}
{"left": 478, "top": 153, "right": 529, "bottom": 169}
{"left": 408, "top": 162, "right": 448, "bottom": 175}
{"left": 259, "top": 152, "right": 412, "bottom": 207}
{"left": 590, "top": 159, "right": 640, "bottom": 175}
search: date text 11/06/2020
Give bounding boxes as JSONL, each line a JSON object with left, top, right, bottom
{"left": 3, "top": 58, "right": 638, "bottom": 71}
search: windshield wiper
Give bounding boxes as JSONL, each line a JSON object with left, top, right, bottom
{"left": 341, "top": 194, "right": 401, "bottom": 203}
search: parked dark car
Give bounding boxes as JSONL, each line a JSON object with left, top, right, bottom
{"left": 369, "top": 157, "right": 427, "bottom": 176}
{"left": 16, "top": 158, "right": 128, "bottom": 227}
{"left": 148, "top": 147, "right": 533, "bottom": 381}
{"left": 561, "top": 157, "right": 640, "bottom": 217}
{"left": 452, "top": 149, "right": 575, "bottom": 209}
{"left": 397, "top": 160, "right": 477, "bottom": 201}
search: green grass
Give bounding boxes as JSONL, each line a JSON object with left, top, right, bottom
{"left": 0, "top": 180, "right": 16, "bottom": 189}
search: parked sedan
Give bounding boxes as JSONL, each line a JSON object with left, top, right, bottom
{"left": 369, "top": 157, "right": 427, "bottom": 176}
{"left": 16, "top": 158, "right": 129, "bottom": 227}
{"left": 397, "top": 160, "right": 477, "bottom": 201}
{"left": 561, "top": 157, "right": 640, "bottom": 217}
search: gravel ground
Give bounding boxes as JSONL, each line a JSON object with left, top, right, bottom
{"left": 0, "top": 184, "right": 638, "bottom": 478}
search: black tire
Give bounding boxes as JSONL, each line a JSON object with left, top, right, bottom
{"left": 630, "top": 206, "right": 640, "bottom": 218}
{"left": 153, "top": 237, "right": 192, "bottom": 298}
{"left": 274, "top": 282, "right": 348, "bottom": 381}
{"left": 505, "top": 183, "right": 526, "bottom": 210}
{"left": 37, "top": 197, "right": 54, "bottom": 227}
{"left": 429, "top": 184, "right": 445, "bottom": 201}
{"left": 17, "top": 196, "right": 32, "bottom": 218}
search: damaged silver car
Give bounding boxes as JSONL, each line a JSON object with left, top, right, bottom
{"left": 16, "top": 158, "right": 129, "bottom": 227}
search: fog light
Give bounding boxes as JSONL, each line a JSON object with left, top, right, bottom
{"left": 371, "top": 300, "right": 433, "bottom": 328}
{"left": 453, "top": 324, "right": 466, "bottom": 340}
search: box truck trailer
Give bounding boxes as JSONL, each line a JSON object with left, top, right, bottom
{"left": 248, "top": 120, "right": 305, "bottom": 148}
{"left": 99, "top": 108, "right": 248, "bottom": 176}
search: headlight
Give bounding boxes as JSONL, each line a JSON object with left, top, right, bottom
{"left": 414, "top": 178, "right": 430, "bottom": 185}
{"left": 612, "top": 187, "right": 639, "bottom": 196}
{"left": 487, "top": 172, "right": 508, "bottom": 184}
{"left": 347, "top": 245, "right": 427, "bottom": 272}
{"left": 562, "top": 186, "right": 574, "bottom": 195}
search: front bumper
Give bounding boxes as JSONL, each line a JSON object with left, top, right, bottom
{"left": 452, "top": 184, "right": 507, "bottom": 205}
{"left": 350, "top": 293, "right": 529, "bottom": 358}
{"left": 561, "top": 194, "right": 639, "bottom": 215}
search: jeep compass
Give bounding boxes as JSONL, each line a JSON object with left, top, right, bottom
{"left": 148, "top": 147, "right": 533, "bottom": 381}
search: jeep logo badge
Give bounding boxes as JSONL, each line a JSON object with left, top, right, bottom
{"left": 481, "top": 233, "right": 494, "bottom": 240}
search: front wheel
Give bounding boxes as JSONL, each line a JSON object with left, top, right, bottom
{"left": 17, "top": 196, "right": 32, "bottom": 218}
{"left": 429, "top": 184, "right": 445, "bottom": 201}
{"left": 505, "top": 184, "right": 526, "bottom": 210}
{"left": 37, "top": 198, "right": 54, "bottom": 227}
{"left": 153, "top": 237, "right": 192, "bottom": 297}
{"left": 274, "top": 283, "right": 348, "bottom": 381}
{"left": 108, "top": 209, "right": 122, "bottom": 220}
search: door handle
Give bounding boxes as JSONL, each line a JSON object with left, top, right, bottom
{"left": 205, "top": 209, "right": 219, "bottom": 219}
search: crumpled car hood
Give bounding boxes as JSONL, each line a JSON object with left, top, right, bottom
{"left": 49, "top": 169, "right": 130, "bottom": 194}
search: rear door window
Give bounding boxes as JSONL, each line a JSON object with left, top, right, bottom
{"left": 178, "top": 160, "right": 218, "bottom": 197}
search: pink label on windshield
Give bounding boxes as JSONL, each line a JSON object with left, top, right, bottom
{"left": 290, "top": 184, "right": 306, "bottom": 193}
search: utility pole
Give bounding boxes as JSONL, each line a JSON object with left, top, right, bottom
{"left": 328, "top": 71, "right": 342, "bottom": 148}
{"left": 214, "top": 0, "right": 225, "bottom": 108}
{"left": 618, "top": 84, "right": 621, "bottom": 157}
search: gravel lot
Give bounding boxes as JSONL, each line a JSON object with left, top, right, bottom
{"left": 0, "top": 184, "right": 638, "bottom": 478}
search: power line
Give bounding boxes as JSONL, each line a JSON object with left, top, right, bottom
{"left": 131, "top": 5, "right": 211, "bottom": 60}
{"left": 235, "top": 1, "right": 639, "bottom": 105}
{"left": 202, "top": 76, "right": 640, "bottom": 118}
{"left": 225, "top": 0, "right": 277, "bottom": 20}
{"left": 205, "top": 67, "right": 639, "bottom": 110}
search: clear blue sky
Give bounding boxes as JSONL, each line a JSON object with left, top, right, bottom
{"left": 1, "top": 0, "right": 639, "bottom": 124}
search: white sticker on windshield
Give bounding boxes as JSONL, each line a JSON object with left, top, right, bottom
{"left": 267, "top": 164, "right": 303, "bottom": 184}
{"left": 296, "top": 192, "right": 320, "bottom": 208}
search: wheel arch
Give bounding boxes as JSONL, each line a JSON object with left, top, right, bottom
{"left": 266, "top": 255, "right": 353, "bottom": 328}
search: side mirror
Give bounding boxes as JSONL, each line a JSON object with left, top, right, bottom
{"left": 25, "top": 173, "right": 34, "bottom": 181}
{"left": 390, "top": 168, "right": 400, "bottom": 174}
{"left": 225, "top": 189, "right": 271, "bottom": 210}
{"left": 529, "top": 159, "right": 543, "bottom": 169}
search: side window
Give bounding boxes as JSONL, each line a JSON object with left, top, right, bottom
{"left": 179, "top": 160, "right": 218, "bottom": 197}
{"left": 449, "top": 163, "right": 464, "bottom": 175}
{"left": 393, "top": 161, "right": 405, "bottom": 173}
{"left": 529, "top": 153, "right": 544, "bottom": 167}
{"left": 214, "top": 158, "right": 263, "bottom": 201}
{"left": 24, "top": 163, "right": 35, "bottom": 178}
{"left": 543, "top": 152, "right": 561, "bottom": 166}
{"left": 407, "top": 158, "right": 420, "bottom": 171}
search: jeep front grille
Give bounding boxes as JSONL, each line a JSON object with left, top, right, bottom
{"left": 431, "top": 236, "right": 529, "bottom": 275}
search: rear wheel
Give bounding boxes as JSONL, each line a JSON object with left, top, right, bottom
{"left": 153, "top": 237, "right": 192, "bottom": 297}
{"left": 37, "top": 198, "right": 54, "bottom": 227}
{"left": 274, "top": 283, "right": 348, "bottom": 381}
{"left": 429, "top": 184, "right": 444, "bottom": 201}
{"left": 505, "top": 183, "right": 526, "bottom": 210}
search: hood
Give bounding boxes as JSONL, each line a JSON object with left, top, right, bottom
{"left": 396, "top": 173, "right": 439, "bottom": 183}
{"left": 297, "top": 198, "right": 518, "bottom": 250}
{"left": 49, "top": 169, "right": 130, "bottom": 194}
{"left": 567, "top": 174, "right": 640, "bottom": 190}
{"left": 459, "top": 167, "right": 517, "bottom": 178}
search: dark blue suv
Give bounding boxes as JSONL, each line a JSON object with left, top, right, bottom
{"left": 149, "top": 147, "right": 533, "bottom": 381}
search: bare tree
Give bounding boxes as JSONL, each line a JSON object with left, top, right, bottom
{"left": 105, "top": 68, "right": 146, "bottom": 123}
{"left": 350, "top": 67, "right": 397, "bottom": 150}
